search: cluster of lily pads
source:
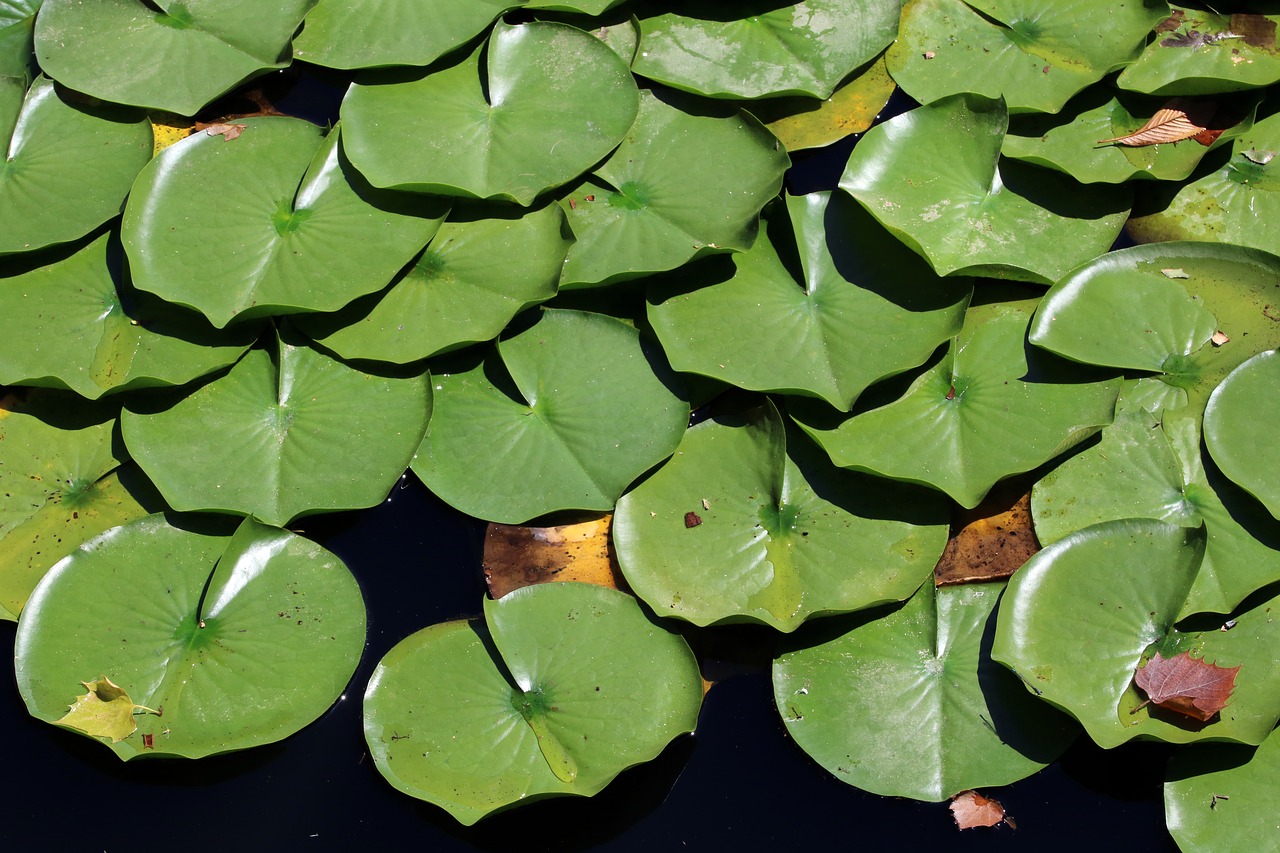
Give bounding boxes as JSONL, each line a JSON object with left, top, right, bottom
{"left": 1, "top": 0, "right": 1278, "bottom": 846}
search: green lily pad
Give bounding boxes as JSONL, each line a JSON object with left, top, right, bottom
{"left": 0, "top": 75, "right": 152, "bottom": 255}
{"left": 0, "top": 0, "right": 40, "bottom": 77}
{"left": 122, "top": 117, "right": 445, "bottom": 329}
{"left": 412, "top": 308, "right": 688, "bottom": 524}
{"left": 1029, "top": 241, "right": 1280, "bottom": 412}
{"left": 753, "top": 54, "right": 897, "bottom": 153}
{"left": 1166, "top": 728, "right": 1280, "bottom": 852}
{"left": 1003, "top": 87, "right": 1250, "bottom": 184}
{"left": 992, "top": 518, "right": 1280, "bottom": 749}
{"left": 613, "top": 400, "right": 948, "bottom": 632}
{"left": 294, "top": 203, "right": 570, "bottom": 363}
{"left": 1204, "top": 351, "right": 1280, "bottom": 520}
{"left": 121, "top": 334, "right": 431, "bottom": 526}
{"left": 364, "top": 582, "right": 702, "bottom": 825}
{"left": 793, "top": 294, "right": 1120, "bottom": 509}
{"left": 839, "top": 93, "right": 1131, "bottom": 283}
{"left": 647, "top": 191, "right": 970, "bottom": 410}
{"left": 1117, "top": 7, "right": 1280, "bottom": 97}
{"left": 631, "top": 0, "right": 900, "bottom": 100}
{"left": 887, "top": 0, "right": 1166, "bottom": 115}
{"left": 1126, "top": 112, "right": 1280, "bottom": 255}
{"left": 33, "top": 0, "right": 315, "bottom": 115}
{"left": 0, "top": 390, "right": 161, "bottom": 621}
{"left": 0, "top": 232, "right": 257, "bottom": 399}
{"left": 1032, "top": 385, "right": 1280, "bottom": 620}
{"left": 15, "top": 514, "right": 365, "bottom": 760}
{"left": 774, "top": 580, "right": 1077, "bottom": 801}
{"left": 557, "top": 89, "right": 788, "bottom": 288}
{"left": 340, "top": 21, "right": 639, "bottom": 205}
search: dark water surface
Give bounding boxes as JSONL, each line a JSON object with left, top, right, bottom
{"left": 1, "top": 476, "right": 1178, "bottom": 851}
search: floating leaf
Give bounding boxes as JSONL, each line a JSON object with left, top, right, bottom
{"left": 933, "top": 477, "right": 1040, "bottom": 586}
{"left": 950, "top": 790, "right": 1009, "bottom": 830}
{"left": 1134, "top": 651, "right": 1240, "bottom": 721}
{"left": 1097, "top": 98, "right": 1214, "bottom": 146}
{"left": 1166, "top": 728, "right": 1280, "bottom": 852}
{"left": 1203, "top": 351, "right": 1280, "bottom": 519}
{"left": 482, "top": 515, "right": 623, "bottom": 599}
{"left": 55, "top": 676, "right": 157, "bottom": 743}
{"left": 1118, "top": 8, "right": 1280, "bottom": 96}
{"left": 755, "top": 54, "right": 897, "bottom": 152}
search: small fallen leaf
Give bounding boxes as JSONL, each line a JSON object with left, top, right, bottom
{"left": 1133, "top": 651, "right": 1240, "bottom": 721}
{"left": 1211, "top": 330, "right": 1230, "bottom": 346}
{"left": 55, "top": 676, "right": 160, "bottom": 743}
{"left": 1098, "top": 99, "right": 1215, "bottom": 147}
{"left": 201, "top": 122, "right": 247, "bottom": 141}
{"left": 923, "top": 50, "right": 936, "bottom": 59}
{"left": 1243, "top": 148, "right": 1276, "bottom": 165}
{"left": 1162, "top": 268, "right": 1191, "bottom": 279}
{"left": 701, "top": 498, "right": 710, "bottom": 510}
{"left": 684, "top": 511, "right": 702, "bottom": 528}
{"left": 950, "top": 790, "right": 1009, "bottom": 829}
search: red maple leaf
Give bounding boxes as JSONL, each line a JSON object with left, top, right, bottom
{"left": 1133, "top": 651, "right": 1240, "bottom": 721}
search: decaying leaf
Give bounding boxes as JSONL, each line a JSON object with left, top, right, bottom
{"left": 1160, "top": 29, "right": 1241, "bottom": 50}
{"left": 950, "top": 789, "right": 1010, "bottom": 829}
{"left": 1162, "top": 268, "right": 1191, "bottom": 279}
{"left": 482, "top": 515, "right": 624, "bottom": 598}
{"left": 1098, "top": 99, "right": 1215, "bottom": 147}
{"left": 1243, "top": 148, "right": 1276, "bottom": 165}
{"left": 1230, "top": 14, "right": 1277, "bottom": 48}
{"left": 1211, "top": 330, "right": 1230, "bottom": 346}
{"left": 1133, "top": 651, "right": 1241, "bottom": 722}
{"left": 199, "top": 122, "right": 247, "bottom": 141}
{"left": 55, "top": 676, "right": 159, "bottom": 743}
{"left": 934, "top": 477, "right": 1040, "bottom": 586}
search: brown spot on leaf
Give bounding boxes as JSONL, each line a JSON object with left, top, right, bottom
{"left": 684, "top": 512, "right": 702, "bottom": 528}
{"left": 1230, "top": 14, "right": 1276, "bottom": 48}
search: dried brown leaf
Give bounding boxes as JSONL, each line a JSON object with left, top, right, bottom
{"left": 481, "top": 515, "right": 624, "bottom": 599}
{"left": 1133, "top": 651, "right": 1240, "bottom": 721}
{"left": 200, "top": 122, "right": 247, "bottom": 141}
{"left": 934, "top": 477, "right": 1039, "bottom": 586}
{"left": 950, "top": 790, "right": 1009, "bottom": 830}
{"left": 1098, "top": 99, "right": 1215, "bottom": 147}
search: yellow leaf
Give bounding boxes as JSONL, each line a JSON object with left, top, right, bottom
{"left": 758, "top": 56, "right": 896, "bottom": 153}
{"left": 482, "top": 514, "right": 624, "bottom": 598}
{"left": 55, "top": 676, "right": 158, "bottom": 743}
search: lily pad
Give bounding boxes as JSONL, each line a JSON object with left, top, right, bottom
{"left": 364, "top": 582, "right": 702, "bottom": 825}
{"left": 1126, "top": 111, "right": 1280, "bottom": 255}
{"left": 0, "top": 0, "right": 40, "bottom": 76}
{"left": 0, "top": 75, "right": 152, "bottom": 255}
{"left": 647, "top": 191, "right": 970, "bottom": 410}
{"left": 793, "top": 294, "right": 1120, "bottom": 509}
{"left": 0, "top": 390, "right": 160, "bottom": 621}
{"left": 294, "top": 203, "right": 570, "bottom": 363}
{"left": 839, "top": 93, "right": 1131, "bottom": 283}
{"left": 121, "top": 334, "right": 431, "bottom": 526}
{"left": 754, "top": 54, "right": 897, "bottom": 152}
{"left": 1117, "top": 7, "right": 1280, "bottom": 96}
{"left": 122, "top": 117, "right": 445, "bottom": 329}
{"left": 887, "top": 0, "right": 1166, "bottom": 114}
{"left": 613, "top": 400, "right": 948, "bottom": 632}
{"left": 1003, "top": 87, "right": 1250, "bottom": 184}
{"left": 773, "top": 580, "right": 1077, "bottom": 801}
{"left": 631, "top": 0, "right": 900, "bottom": 100}
{"left": 14, "top": 514, "right": 365, "bottom": 760}
{"left": 557, "top": 89, "right": 788, "bottom": 288}
{"left": 412, "top": 308, "right": 688, "bottom": 524}
{"left": 340, "top": 21, "right": 639, "bottom": 205}
{"left": 1204, "top": 351, "right": 1280, "bottom": 520}
{"left": 0, "top": 232, "right": 257, "bottom": 399}
{"left": 992, "top": 518, "right": 1280, "bottom": 749}
{"left": 1165, "top": 728, "right": 1280, "bottom": 852}
{"left": 33, "top": 0, "right": 315, "bottom": 115}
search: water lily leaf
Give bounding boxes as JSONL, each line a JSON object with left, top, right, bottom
{"left": 1126, "top": 111, "right": 1280, "bottom": 255}
{"left": 0, "top": 76, "right": 151, "bottom": 255}
{"left": 773, "top": 580, "right": 1077, "bottom": 801}
{"left": 887, "top": 0, "right": 1166, "bottom": 114}
{"left": 793, "top": 294, "right": 1120, "bottom": 508}
{"left": 0, "top": 232, "right": 257, "bottom": 398}
{"left": 1165, "top": 728, "right": 1280, "bottom": 852}
{"left": 121, "top": 334, "right": 431, "bottom": 526}
{"left": 839, "top": 93, "right": 1131, "bottom": 283}
{"left": 754, "top": 54, "right": 896, "bottom": 153}
{"left": 33, "top": 0, "right": 315, "bottom": 115}
{"left": 614, "top": 400, "right": 948, "bottom": 632}
{"left": 0, "top": 390, "right": 161, "bottom": 621}
{"left": 15, "top": 514, "right": 366, "bottom": 760}
{"left": 1204, "top": 351, "right": 1280, "bottom": 520}
{"left": 122, "top": 117, "right": 445, "bottom": 329}
{"left": 631, "top": 0, "right": 900, "bottom": 100}
{"left": 55, "top": 676, "right": 156, "bottom": 744}
{"left": 294, "top": 203, "right": 570, "bottom": 363}
{"left": 340, "top": 21, "right": 639, "bottom": 206}
{"left": 647, "top": 191, "right": 970, "bottom": 410}
{"left": 1117, "top": 8, "right": 1280, "bottom": 96}
{"left": 557, "top": 89, "right": 788, "bottom": 288}
{"left": 0, "top": 0, "right": 40, "bottom": 77}
{"left": 1003, "top": 87, "right": 1251, "bottom": 184}
{"left": 412, "top": 309, "right": 688, "bottom": 524}
{"left": 992, "top": 518, "right": 1280, "bottom": 749}
{"left": 363, "top": 582, "right": 702, "bottom": 825}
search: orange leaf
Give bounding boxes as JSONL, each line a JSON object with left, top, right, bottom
{"left": 950, "top": 790, "right": 1009, "bottom": 830}
{"left": 1098, "top": 99, "right": 1215, "bottom": 147}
